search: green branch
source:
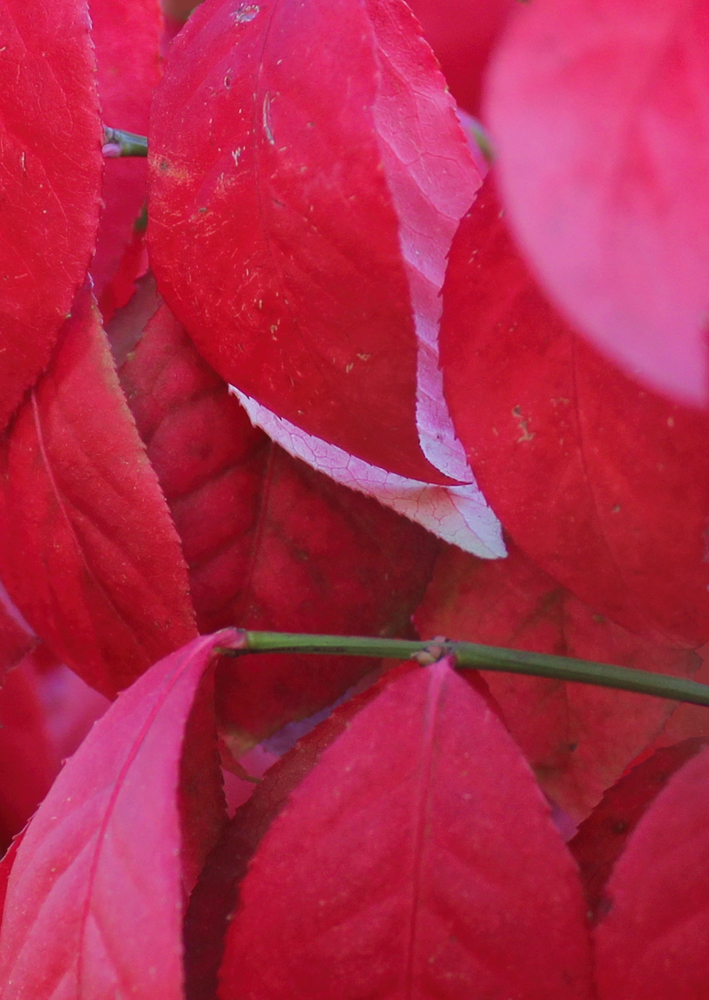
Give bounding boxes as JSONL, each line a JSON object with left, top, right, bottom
{"left": 222, "top": 630, "right": 709, "bottom": 707}
{"left": 103, "top": 127, "right": 148, "bottom": 157}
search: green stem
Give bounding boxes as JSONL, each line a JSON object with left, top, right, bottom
{"left": 103, "top": 127, "right": 148, "bottom": 157}
{"left": 223, "top": 630, "right": 709, "bottom": 707}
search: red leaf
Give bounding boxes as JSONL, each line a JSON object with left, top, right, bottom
{"left": 416, "top": 542, "right": 700, "bottom": 820}
{"left": 218, "top": 657, "right": 593, "bottom": 999}
{"left": 570, "top": 738, "right": 709, "bottom": 917}
{"left": 593, "top": 743, "right": 709, "bottom": 998}
{"left": 0, "top": 584, "right": 36, "bottom": 686}
{"left": 440, "top": 179, "right": 709, "bottom": 646}
{"left": 0, "top": 286, "right": 197, "bottom": 698}
{"left": 0, "top": 631, "right": 236, "bottom": 1000}
{"left": 90, "top": 0, "right": 162, "bottom": 314}
{"left": 0, "top": 0, "right": 103, "bottom": 430}
{"left": 185, "top": 661, "right": 416, "bottom": 1000}
{"left": 406, "top": 0, "right": 516, "bottom": 115}
{"left": 486, "top": 0, "right": 709, "bottom": 406}
{"left": 116, "top": 299, "right": 440, "bottom": 741}
{"left": 148, "top": 0, "right": 481, "bottom": 483}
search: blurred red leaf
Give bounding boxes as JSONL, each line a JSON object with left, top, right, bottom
{"left": 0, "top": 584, "right": 36, "bottom": 686}
{"left": 486, "top": 0, "right": 709, "bottom": 406}
{"left": 148, "top": 0, "right": 480, "bottom": 483}
{"left": 570, "top": 738, "right": 709, "bottom": 917}
{"left": 0, "top": 0, "right": 103, "bottom": 430}
{"left": 0, "top": 286, "right": 197, "bottom": 698}
{"left": 593, "top": 743, "right": 709, "bottom": 998}
{"left": 416, "top": 542, "right": 699, "bottom": 820}
{"left": 407, "top": 0, "right": 516, "bottom": 115}
{"left": 218, "top": 657, "right": 593, "bottom": 999}
{"left": 440, "top": 179, "right": 709, "bottom": 646}
{"left": 90, "top": 0, "right": 161, "bottom": 317}
{"left": 117, "top": 299, "right": 440, "bottom": 742}
{"left": 0, "top": 631, "right": 235, "bottom": 1000}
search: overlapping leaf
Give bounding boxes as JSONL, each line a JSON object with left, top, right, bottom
{"left": 486, "top": 0, "right": 709, "bottom": 405}
{"left": 416, "top": 542, "right": 699, "bottom": 820}
{"left": 90, "top": 0, "right": 162, "bottom": 316}
{"left": 0, "top": 286, "right": 197, "bottom": 698}
{"left": 594, "top": 743, "right": 709, "bottom": 998}
{"left": 148, "top": 0, "right": 481, "bottom": 484}
{"left": 0, "top": 0, "right": 103, "bottom": 430}
{"left": 117, "top": 297, "right": 440, "bottom": 742}
{"left": 218, "top": 657, "right": 593, "bottom": 999}
{"left": 0, "top": 631, "right": 234, "bottom": 1000}
{"left": 440, "top": 180, "right": 709, "bottom": 646}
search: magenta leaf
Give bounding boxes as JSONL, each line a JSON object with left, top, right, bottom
{"left": 0, "top": 631, "right": 237, "bottom": 1000}
{"left": 218, "top": 657, "right": 593, "bottom": 999}
{"left": 486, "top": 0, "right": 709, "bottom": 405}
{"left": 0, "top": 286, "right": 197, "bottom": 698}
{"left": 0, "top": 0, "right": 103, "bottom": 430}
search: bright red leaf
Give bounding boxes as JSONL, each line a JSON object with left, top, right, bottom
{"left": 90, "top": 0, "right": 161, "bottom": 316}
{"left": 0, "top": 286, "right": 197, "bottom": 699}
{"left": 416, "top": 542, "right": 699, "bottom": 821}
{"left": 148, "top": 0, "right": 481, "bottom": 484}
{"left": 116, "top": 297, "right": 440, "bottom": 742}
{"left": 0, "top": 631, "right": 235, "bottom": 1000}
{"left": 0, "top": 0, "right": 103, "bottom": 430}
{"left": 218, "top": 657, "right": 593, "bottom": 999}
{"left": 593, "top": 743, "right": 709, "bottom": 998}
{"left": 486, "top": 0, "right": 709, "bottom": 406}
{"left": 440, "top": 180, "right": 709, "bottom": 646}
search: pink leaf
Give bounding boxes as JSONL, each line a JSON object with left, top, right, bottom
{"left": 148, "top": 0, "right": 481, "bottom": 483}
{"left": 0, "top": 286, "right": 197, "bottom": 698}
{"left": 593, "top": 743, "right": 709, "bottom": 998}
{"left": 0, "top": 0, "right": 103, "bottom": 430}
{"left": 486, "top": 0, "right": 709, "bottom": 406}
{"left": 440, "top": 179, "right": 709, "bottom": 646}
{"left": 0, "top": 631, "right": 236, "bottom": 1000}
{"left": 218, "top": 657, "right": 593, "bottom": 999}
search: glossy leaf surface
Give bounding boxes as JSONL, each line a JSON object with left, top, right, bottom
{"left": 117, "top": 299, "right": 440, "bottom": 741}
{"left": 219, "top": 658, "right": 593, "bottom": 999}
{"left": 440, "top": 180, "right": 709, "bottom": 646}
{"left": 148, "top": 0, "right": 480, "bottom": 483}
{"left": 0, "top": 287, "right": 197, "bottom": 698}
{"left": 594, "top": 744, "right": 709, "bottom": 998}
{"left": 0, "top": 631, "right": 234, "bottom": 1000}
{"left": 0, "top": 0, "right": 103, "bottom": 430}
{"left": 486, "top": 0, "right": 709, "bottom": 405}
{"left": 416, "top": 542, "right": 699, "bottom": 820}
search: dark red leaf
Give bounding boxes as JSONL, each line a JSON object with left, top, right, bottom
{"left": 90, "top": 0, "right": 161, "bottom": 315}
{"left": 0, "top": 584, "right": 36, "bottom": 686}
{"left": 0, "top": 0, "right": 103, "bottom": 430}
{"left": 416, "top": 542, "right": 699, "bottom": 820}
{"left": 148, "top": 0, "right": 480, "bottom": 483}
{"left": 117, "top": 299, "right": 440, "bottom": 742}
{"left": 218, "top": 657, "right": 593, "bottom": 999}
{"left": 593, "top": 743, "right": 709, "bottom": 998}
{"left": 570, "top": 738, "right": 709, "bottom": 917}
{"left": 0, "top": 286, "right": 197, "bottom": 698}
{"left": 0, "top": 631, "right": 236, "bottom": 1000}
{"left": 440, "top": 179, "right": 709, "bottom": 646}
{"left": 486, "top": 0, "right": 709, "bottom": 406}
